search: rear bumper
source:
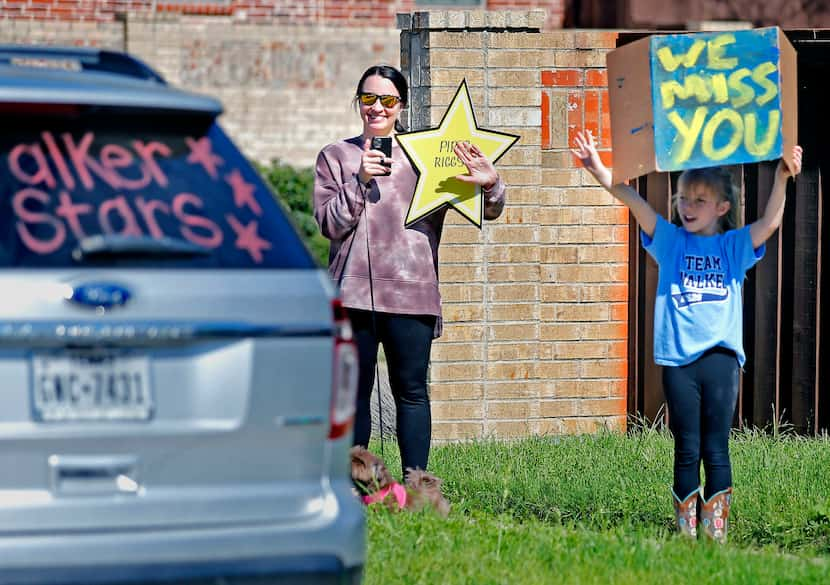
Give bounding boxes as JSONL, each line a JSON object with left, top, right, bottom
{"left": 0, "top": 557, "right": 363, "bottom": 585}
{"left": 0, "top": 480, "right": 365, "bottom": 585}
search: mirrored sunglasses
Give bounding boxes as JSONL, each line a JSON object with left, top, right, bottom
{"left": 358, "top": 93, "right": 402, "bottom": 108}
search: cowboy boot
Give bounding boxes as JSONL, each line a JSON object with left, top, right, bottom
{"left": 700, "top": 487, "right": 732, "bottom": 544}
{"left": 672, "top": 487, "right": 699, "bottom": 537}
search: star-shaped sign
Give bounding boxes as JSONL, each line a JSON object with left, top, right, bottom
{"left": 396, "top": 79, "right": 518, "bottom": 228}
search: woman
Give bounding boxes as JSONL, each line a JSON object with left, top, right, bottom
{"left": 313, "top": 65, "right": 506, "bottom": 474}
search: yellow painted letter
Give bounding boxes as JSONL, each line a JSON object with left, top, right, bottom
{"left": 727, "top": 68, "right": 755, "bottom": 109}
{"left": 660, "top": 75, "right": 713, "bottom": 109}
{"left": 668, "top": 107, "right": 708, "bottom": 164}
{"left": 656, "top": 40, "right": 706, "bottom": 73}
{"left": 710, "top": 73, "right": 729, "bottom": 104}
{"left": 706, "top": 34, "right": 738, "bottom": 70}
{"left": 702, "top": 109, "right": 743, "bottom": 161}
{"left": 752, "top": 62, "right": 779, "bottom": 106}
{"left": 744, "top": 110, "right": 781, "bottom": 156}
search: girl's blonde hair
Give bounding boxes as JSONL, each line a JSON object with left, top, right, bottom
{"left": 672, "top": 166, "right": 741, "bottom": 232}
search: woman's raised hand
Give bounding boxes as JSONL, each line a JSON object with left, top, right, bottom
{"left": 453, "top": 141, "right": 498, "bottom": 190}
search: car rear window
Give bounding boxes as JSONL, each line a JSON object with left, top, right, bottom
{"left": 0, "top": 107, "right": 316, "bottom": 269}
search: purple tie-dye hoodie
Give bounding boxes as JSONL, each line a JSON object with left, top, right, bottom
{"left": 313, "top": 135, "right": 506, "bottom": 337}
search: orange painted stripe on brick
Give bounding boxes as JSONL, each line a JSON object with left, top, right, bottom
{"left": 541, "top": 91, "right": 551, "bottom": 149}
{"left": 600, "top": 90, "right": 612, "bottom": 149}
{"left": 586, "top": 69, "right": 607, "bottom": 87}
{"left": 612, "top": 359, "right": 628, "bottom": 383}
{"left": 566, "top": 91, "right": 582, "bottom": 152}
{"left": 610, "top": 303, "right": 628, "bottom": 322}
{"left": 543, "top": 69, "right": 582, "bottom": 87}
{"left": 603, "top": 31, "right": 621, "bottom": 49}
{"left": 559, "top": 69, "right": 582, "bottom": 87}
{"left": 584, "top": 89, "right": 599, "bottom": 140}
{"left": 598, "top": 149, "right": 612, "bottom": 169}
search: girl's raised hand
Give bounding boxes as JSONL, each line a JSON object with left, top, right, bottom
{"left": 778, "top": 145, "right": 803, "bottom": 179}
{"left": 570, "top": 129, "right": 603, "bottom": 173}
{"left": 453, "top": 141, "right": 498, "bottom": 190}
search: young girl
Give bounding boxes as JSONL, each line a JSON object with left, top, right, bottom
{"left": 313, "top": 65, "right": 506, "bottom": 475}
{"left": 572, "top": 129, "right": 802, "bottom": 542}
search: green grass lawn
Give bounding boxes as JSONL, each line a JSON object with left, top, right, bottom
{"left": 363, "top": 428, "right": 830, "bottom": 584}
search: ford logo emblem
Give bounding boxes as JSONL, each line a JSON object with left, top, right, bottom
{"left": 67, "top": 283, "right": 132, "bottom": 309}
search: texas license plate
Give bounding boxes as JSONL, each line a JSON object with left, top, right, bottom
{"left": 31, "top": 353, "right": 153, "bottom": 422}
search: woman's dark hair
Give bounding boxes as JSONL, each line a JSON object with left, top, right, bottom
{"left": 355, "top": 64, "right": 408, "bottom": 133}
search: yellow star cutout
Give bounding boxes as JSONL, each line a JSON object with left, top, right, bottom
{"left": 396, "top": 79, "right": 519, "bottom": 228}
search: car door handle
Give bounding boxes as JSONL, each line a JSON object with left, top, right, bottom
{"left": 48, "top": 455, "right": 141, "bottom": 496}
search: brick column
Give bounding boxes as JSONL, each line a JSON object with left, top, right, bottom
{"left": 400, "top": 12, "right": 628, "bottom": 441}
{"left": 538, "top": 30, "right": 628, "bottom": 435}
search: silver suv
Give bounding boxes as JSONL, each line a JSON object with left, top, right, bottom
{"left": 0, "top": 45, "right": 363, "bottom": 584}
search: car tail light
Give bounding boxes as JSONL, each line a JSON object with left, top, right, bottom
{"left": 328, "top": 299, "right": 358, "bottom": 440}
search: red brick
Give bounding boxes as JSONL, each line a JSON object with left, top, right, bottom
{"left": 542, "top": 69, "right": 582, "bottom": 87}
{"left": 586, "top": 69, "right": 607, "bottom": 87}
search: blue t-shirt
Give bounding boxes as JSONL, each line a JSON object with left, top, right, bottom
{"left": 641, "top": 215, "right": 765, "bottom": 367}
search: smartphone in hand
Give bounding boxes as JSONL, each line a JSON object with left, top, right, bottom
{"left": 371, "top": 136, "right": 393, "bottom": 175}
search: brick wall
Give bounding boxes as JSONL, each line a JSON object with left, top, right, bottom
{"left": 0, "top": 0, "right": 565, "bottom": 28}
{"left": 0, "top": 1, "right": 568, "bottom": 166}
{"left": 125, "top": 19, "right": 401, "bottom": 166}
{"left": 401, "top": 11, "right": 627, "bottom": 440}
{"left": 0, "top": 15, "right": 400, "bottom": 166}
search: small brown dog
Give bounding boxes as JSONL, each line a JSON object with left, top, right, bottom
{"left": 349, "top": 446, "right": 450, "bottom": 517}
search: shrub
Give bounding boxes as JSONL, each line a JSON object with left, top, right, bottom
{"left": 257, "top": 159, "right": 329, "bottom": 266}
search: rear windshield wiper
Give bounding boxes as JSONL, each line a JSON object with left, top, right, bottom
{"left": 72, "top": 235, "right": 211, "bottom": 262}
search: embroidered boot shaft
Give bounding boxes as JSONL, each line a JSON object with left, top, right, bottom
{"left": 672, "top": 487, "right": 699, "bottom": 537}
{"left": 700, "top": 487, "right": 732, "bottom": 544}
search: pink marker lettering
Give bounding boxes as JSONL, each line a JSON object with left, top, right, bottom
{"left": 135, "top": 197, "right": 171, "bottom": 239}
{"left": 13, "top": 188, "right": 65, "bottom": 255}
{"left": 62, "top": 132, "right": 120, "bottom": 191}
{"left": 100, "top": 144, "right": 152, "bottom": 191}
{"left": 55, "top": 191, "right": 92, "bottom": 241}
{"left": 8, "top": 142, "right": 57, "bottom": 188}
{"left": 41, "top": 131, "right": 76, "bottom": 190}
{"left": 173, "top": 193, "right": 223, "bottom": 248}
{"left": 98, "top": 195, "right": 143, "bottom": 236}
{"left": 132, "top": 140, "right": 171, "bottom": 188}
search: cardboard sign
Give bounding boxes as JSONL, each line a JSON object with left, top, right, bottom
{"left": 607, "top": 27, "right": 797, "bottom": 184}
{"left": 396, "top": 79, "right": 518, "bottom": 228}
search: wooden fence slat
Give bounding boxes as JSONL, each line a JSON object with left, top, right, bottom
{"left": 790, "top": 165, "right": 820, "bottom": 432}
{"left": 748, "top": 163, "right": 782, "bottom": 428}
{"left": 642, "top": 172, "right": 671, "bottom": 422}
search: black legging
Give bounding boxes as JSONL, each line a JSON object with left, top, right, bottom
{"left": 348, "top": 309, "right": 435, "bottom": 474}
{"left": 662, "top": 348, "right": 740, "bottom": 500}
